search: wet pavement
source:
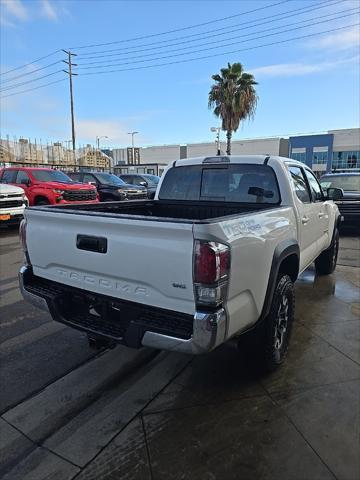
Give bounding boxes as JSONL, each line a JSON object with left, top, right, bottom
{"left": 0, "top": 229, "right": 359, "bottom": 480}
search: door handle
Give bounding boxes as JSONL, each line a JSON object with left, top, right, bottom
{"left": 318, "top": 212, "right": 325, "bottom": 218}
{"left": 301, "top": 216, "right": 309, "bottom": 225}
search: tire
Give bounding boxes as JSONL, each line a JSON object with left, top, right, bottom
{"left": 35, "top": 199, "right": 50, "bottom": 206}
{"left": 237, "top": 274, "right": 295, "bottom": 373}
{"left": 261, "top": 274, "right": 295, "bottom": 372}
{"left": 315, "top": 228, "right": 339, "bottom": 275}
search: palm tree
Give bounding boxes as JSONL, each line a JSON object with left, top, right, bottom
{"left": 208, "top": 62, "right": 258, "bottom": 155}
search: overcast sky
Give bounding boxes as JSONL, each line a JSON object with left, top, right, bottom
{"left": 1, "top": 0, "right": 359, "bottom": 149}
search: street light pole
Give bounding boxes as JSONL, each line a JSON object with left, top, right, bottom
{"left": 128, "top": 131, "right": 139, "bottom": 164}
{"left": 210, "top": 127, "right": 221, "bottom": 155}
{"left": 96, "top": 135, "right": 108, "bottom": 150}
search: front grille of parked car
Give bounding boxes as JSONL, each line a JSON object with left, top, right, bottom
{"left": 0, "top": 200, "right": 24, "bottom": 208}
{"left": 336, "top": 200, "right": 360, "bottom": 214}
{"left": 62, "top": 190, "right": 97, "bottom": 201}
{"left": 125, "top": 191, "right": 148, "bottom": 199}
{"left": 24, "top": 272, "right": 194, "bottom": 341}
{"left": 0, "top": 193, "right": 22, "bottom": 199}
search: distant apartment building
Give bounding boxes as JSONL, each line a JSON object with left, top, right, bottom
{"left": 47, "top": 143, "right": 75, "bottom": 166}
{"left": 77, "top": 145, "right": 111, "bottom": 169}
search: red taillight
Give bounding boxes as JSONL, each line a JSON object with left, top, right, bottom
{"left": 194, "top": 241, "right": 230, "bottom": 284}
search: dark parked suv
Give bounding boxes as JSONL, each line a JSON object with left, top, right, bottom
{"left": 119, "top": 174, "right": 160, "bottom": 199}
{"left": 67, "top": 172, "right": 147, "bottom": 202}
{"left": 320, "top": 173, "right": 360, "bottom": 228}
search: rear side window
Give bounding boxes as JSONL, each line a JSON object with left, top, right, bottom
{"left": 69, "top": 173, "right": 82, "bottom": 181}
{"left": 159, "top": 164, "right": 280, "bottom": 203}
{"left": 0, "top": 170, "right": 17, "bottom": 183}
{"left": 16, "top": 171, "right": 30, "bottom": 184}
{"left": 289, "top": 166, "right": 311, "bottom": 203}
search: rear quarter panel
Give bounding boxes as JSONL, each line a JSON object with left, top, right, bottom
{"left": 194, "top": 207, "right": 297, "bottom": 338}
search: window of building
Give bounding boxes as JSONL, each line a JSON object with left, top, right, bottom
{"left": 312, "top": 151, "right": 328, "bottom": 165}
{"left": 304, "top": 169, "right": 324, "bottom": 201}
{"left": 288, "top": 166, "right": 311, "bottom": 203}
{"left": 290, "top": 152, "right": 306, "bottom": 163}
{"left": 332, "top": 151, "right": 360, "bottom": 170}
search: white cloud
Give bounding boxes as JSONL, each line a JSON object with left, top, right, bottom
{"left": 307, "top": 26, "right": 360, "bottom": 52}
{"left": 41, "top": 0, "right": 58, "bottom": 21}
{"left": 250, "top": 56, "right": 359, "bottom": 78}
{"left": 0, "top": 15, "right": 16, "bottom": 27}
{"left": 1, "top": 0, "right": 28, "bottom": 22}
{"left": 76, "top": 119, "right": 150, "bottom": 146}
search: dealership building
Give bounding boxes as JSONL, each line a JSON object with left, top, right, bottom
{"left": 109, "top": 128, "right": 359, "bottom": 177}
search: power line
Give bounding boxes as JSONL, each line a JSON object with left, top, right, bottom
{"left": 76, "top": 0, "right": 343, "bottom": 58}
{"left": 0, "top": 61, "right": 63, "bottom": 85}
{"left": 79, "top": 23, "right": 359, "bottom": 76}
{"left": 76, "top": 12, "right": 359, "bottom": 71}
{"left": 70, "top": 0, "right": 291, "bottom": 50}
{"left": 0, "top": 50, "right": 61, "bottom": 76}
{"left": 0, "top": 70, "right": 64, "bottom": 92}
{"left": 77, "top": 8, "right": 359, "bottom": 69}
{"left": 0, "top": 78, "right": 67, "bottom": 98}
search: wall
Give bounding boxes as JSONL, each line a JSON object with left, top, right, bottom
{"left": 289, "top": 134, "right": 334, "bottom": 173}
{"left": 186, "top": 137, "right": 288, "bottom": 158}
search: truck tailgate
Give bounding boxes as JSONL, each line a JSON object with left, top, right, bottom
{"left": 25, "top": 209, "right": 196, "bottom": 314}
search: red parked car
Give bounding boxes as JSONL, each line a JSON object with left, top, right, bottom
{"left": 0, "top": 167, "right": 98, "bottom": 206}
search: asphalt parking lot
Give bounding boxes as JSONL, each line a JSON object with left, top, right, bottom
{"left": 0, "top": 227, "right": 359, "bottom": 480}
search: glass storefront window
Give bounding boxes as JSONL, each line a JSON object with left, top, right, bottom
{"left": 332, "top": 151, "right": 360, "bottom": 170}
{"left": 290, "top": 152, "right": 306, "bottom": 163}
{"left": 312, "top": 151, "right": 328, "bottom": 164}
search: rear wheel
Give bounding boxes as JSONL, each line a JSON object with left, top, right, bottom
{"left": 239, "top": 274, "right": 295, "bottom": 372}
{"left": 262, "top": 274, "right": 295, "bottom": 371}
{"left": 315, "top": 228, "right": 339, "bottom": 275}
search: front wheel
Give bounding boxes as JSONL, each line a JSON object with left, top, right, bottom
{"left": 315, "top": 228, "right": 339, "bottom": 275}
{"left": 262, "top": 274, "right": 295, "bottom": 372}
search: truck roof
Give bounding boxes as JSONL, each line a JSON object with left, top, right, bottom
{"left": 174, "top": 155, "right": 306, "bottom": 168}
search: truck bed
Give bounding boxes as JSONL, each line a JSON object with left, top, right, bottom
{"left": 40, "top": 200, "right": 278, "bottom": 222}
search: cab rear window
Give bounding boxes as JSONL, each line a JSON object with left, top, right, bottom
{"left": 159, "top": 164, "right": 280, "bottom": 203}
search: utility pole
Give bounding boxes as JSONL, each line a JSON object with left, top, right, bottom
{"left": 62, "top": 50, "right": 78, "bottom": 152}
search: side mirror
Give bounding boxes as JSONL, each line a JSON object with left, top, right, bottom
{"left": 21, "top": 179, "right": 31, "bottom": 186}
{"left": 88, "top": 181, "right": 97, "bottom": 186}
{"left": 327, "top": 187, "right": 343, "bottom": 200}
{"left": 139, "top": 181, "right": 148, "bottom": 187}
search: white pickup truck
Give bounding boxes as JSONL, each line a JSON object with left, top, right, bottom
{"left": 19, "top": 156, "right": 342, "bottom": 370}
{"left": 0, "top": 183, "right": 28, "bottom": 226}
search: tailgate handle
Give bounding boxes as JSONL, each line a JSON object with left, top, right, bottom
{"left": 76, "top": 235, "right": 107, "bottom": 254}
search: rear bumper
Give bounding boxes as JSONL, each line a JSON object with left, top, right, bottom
{"left": 19, "top": 266, "right": 227, "bottom": 354}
